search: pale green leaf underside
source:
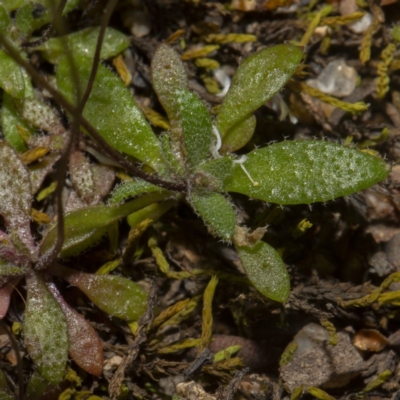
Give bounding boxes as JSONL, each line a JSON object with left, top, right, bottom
{"left": 236, "top": 241, "right": 290, "bottom": 303}
{"left": 190, "top": 192, "right": 236, "bottom": 241}
{"left": 216, "top": 44, "right": 303, "bottom": 143}
{"left": 24, "top": 272, "right": 68, "bottom": 385}
{"left": 56, "top": 54, "right": 166, "bottom": 172}
{"left": 224, "top": 140, "right": 389, "bottom": 205}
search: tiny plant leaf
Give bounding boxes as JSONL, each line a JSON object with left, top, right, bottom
{"left": 56, "top": 54, "right": 167, "bottom": 172}
{"left": 36, "top": 27, "right": 129, "bottom": 64}
{"left": 236, "top": 241, "right": 290, "bottom": 303}
{"left": 224, "top": 140, "right": 390, "bottom": 204}
{"left": 24, "top": 272, "right": 68, "bottom": 385}
{"left": 47, "top": 281, "right": 104, "bottom": 376}
{"left": 151, "top": 44, "right": 188, "bottom": 164}
{"left": 50, "top": 265, "right": 148, "bottom": 321}
{"left": 1, "top": 92, "right": 30, "bottom": 152}
{"left": 0, "top": 49, "right": 26, "bottom": 99}
{"left": 190, "top": 192, "right": 236, "bottom": 241}
{"left": 219, "top": 114, "right": 256, "bottom": 154}
{"left": 40, "top": 192, "right": 171, "bottom": 259}
{"left": 0, "top": 140, "right": 35, "bottom": 256}
{"left": 216, "top": 44, "right": 303, "bottom": 150}
{"left": 174, "top": 88, "right": 213, "bottom": 169}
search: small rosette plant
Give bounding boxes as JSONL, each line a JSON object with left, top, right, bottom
{"left": 0, "top": 3, "right": 389, "bottom": 396}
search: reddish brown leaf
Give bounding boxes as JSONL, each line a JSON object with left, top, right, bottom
{"left": 47, "top": 281, "right": 103, "bottom": 376}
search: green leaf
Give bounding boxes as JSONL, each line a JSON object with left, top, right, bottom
{"left": 174, "top": 88, "right": 213, "bottom": 169}
{"left": 36, "top": 27, "right": 130, "bottom": 64}
{"left": 0, "top": 49, "right": 26, "bottom": 99}
{"left": 24, "top": 371, "right": 51, "bottom": 400}
{"left": 219, "top": 114, "right": 256, "bottom": 154}
{"left": 235, "top": 241, "right": 290, "bottom": 303}
{"left": 50, "top": 265, "right": 148, "bottom": 321}
{"left": 109, "top": 179, "right": 164, "bottom": 204}
{"left": 0, "top": 141, "right": 35, "bottom": 256}
{"left": 197, "top": 155, "right": 234, "bottom": 191}
{"left": 24, "top": 272, "right": 68, "bottom": 385}
{"left": 1, "top": 92, "right": 31, "bottom": 152}
{"left": 224, "top": 140, "right": 390, "bottom": 205}
{"left": 0, "top": 5, "right": 11, "bottom": 32}
{"left": 151, "top": 44, "right": 188, "bottom": 166}
{"left": 40, "top": 192, "right": 172, "bottom": 259}
{"left": 15, "top": 0, "right": 79, "bottom": 37}
{"left": 216, "top": 44, "right": 303, "bottom": 149}
{"left": 190, "top": 192, "right": 236, "bottom": 241}
{"left": 127, "top": 200, "right": 175, "bottom": 228}
{"left": 56, "top": 54, "right": 167, "bottom": 172}
{"left": 47, "top": 281, "right": 103, "bottom": 376}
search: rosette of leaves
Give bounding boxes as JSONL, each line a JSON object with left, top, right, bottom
{"left": 0, "top": 4, "right": 390, "bottom": 396}
{"left": 0, "top": 138, "right": 150, "bottom": 386}
{"left": 54, "top": 42, "right": 388, "bottom": 304}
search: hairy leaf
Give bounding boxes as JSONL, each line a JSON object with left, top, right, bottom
{"left": 0, "top": 141, "right": 35, "bottom": 256}
{"left": 236, "top": 241, "right": 290, "bottom": 303}
{"left": 24, "top": 272, "right": 68, "bottom": 385}
{"left": 190, "top": 192, "right": 236, "bottom": 241}
{"left": 151, "top": 44, "right": 188, "bottom": 165}
{"left": 197, "top": 155, "right": 234, "bottom": 191}
{"left": 36, "top": 27, "right": 129, "bottom": 63}
{"left": 216, "top": 44, "right": 303, "bottom": 148}
{"left": 224, "top": 140, "right": 390, "bottom": 205}
{"left": 50, "top": 265, "right": 148, "bottom": 321}
{"left": 1, "top": 92, "right": 31, "bottom": 152}
{"left": 0, "top": 49, "right": 25, "bottom": 99}
{"left": 24, "top": 371, "right": 52, "bottom": 400}
{"left": 40, "top": 192, "right": 172, "bottom": 259}
{"left": 56, "top": 54, "right": 167, "bottom": 172}
{"left": 47, "top": 281, "right": 103, "bottom": 376}
{"left": 174, "top": 88, "right": 213, "bottom": 169}
{"left": 109, "top": 179, "right": 163, "bottom": 204}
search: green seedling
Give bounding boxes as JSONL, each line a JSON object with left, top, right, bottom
{"left": 0, "top": 1, "right": 389, "bottom": 397}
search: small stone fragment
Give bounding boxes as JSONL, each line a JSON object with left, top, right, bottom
{"left": 280, "top": 328, "right": 365, "bottom": 391}
{"left": 307, "top": 60, "right": 357, "bottom": 98}
{"left": 176, "top": 381, "right": 216, "bottom": 400}
{"left": 348, "top": 12, "right": 373, "bottom": 33}
{"left": 385, "top": 233, "right": 400, "bottom": 270}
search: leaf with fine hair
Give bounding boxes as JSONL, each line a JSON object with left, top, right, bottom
{"left": 56, "top": 54, "right": 167, "bottom": 172}
{"left": 216, "top": 44, "right": 303, "bottom": 151}
{"left": 47, "top": 281, "right": 103, "bottom": 376}
{"left": 224, "top": 140, "right": 390, "bottom": 205}
{"left": 0, "top": 141, "right": 36, "bottom": 256}
{"left": 35, "top": 27, "right": 130, "bottom": 64}
{"left": 173, "top": 88, "right": 213, "bottom": 169}
{"left": 24, "top": 272, "right": 68, "bottom": 385}
{"left": 40, "top": 192, "right": 173, "bottom": 259}
{"left": 151, "top": 44, "right": 188, "bottom": 165}
{"left": 50, "top": 265, "right": 148, "bottom": 321}
{"left": 190, "top": 192, "right": 236, "bottom": 241}
{"left": 0, "top": 50, "right": 26, "bottom": 99}
{"left": 236, "top": 241, "right": 290, "bottom": 303}
{"left": 109, "top": 179, "right": 164, "bottom": 204}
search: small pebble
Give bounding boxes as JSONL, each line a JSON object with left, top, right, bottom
{"left": 307, "top": 60, "right": 357, "bottom": 98}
